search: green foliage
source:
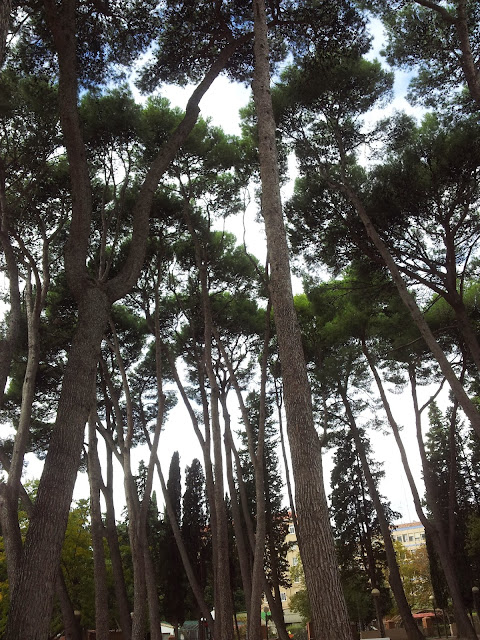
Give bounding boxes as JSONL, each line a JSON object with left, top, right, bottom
{"left": 138, "top": 0, "right": 370, "bottom": 89}
{"left": 9, "top": 0, "right": 161, "bottom": 89}
{"left": 374, "top": 1, "right": 480, "bottom": 108}
{"left": 424, "top": 401, "right": 480, "bottom": 608}
{"left": 289, "top": 557, "right": 311, "bottom": 623}
{"left": 59, "top": 500, "right": 96, "bottom": 629}
{"left": 394, "top": 542, "right": 433, "bottom": 611}
{"left": 330, "top": 430, "right": 395, "bottom": 624}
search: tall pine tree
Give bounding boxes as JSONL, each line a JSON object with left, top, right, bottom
{"left": 182, "top": 459, "right": 210, "bottom": 620}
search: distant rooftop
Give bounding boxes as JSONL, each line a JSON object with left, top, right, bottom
{"left": 392, "top": 521, "right": 423, "bottom": 530}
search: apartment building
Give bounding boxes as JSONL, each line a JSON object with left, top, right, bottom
{"left": 391, "top": 522, "right": 426, "bottom": 551}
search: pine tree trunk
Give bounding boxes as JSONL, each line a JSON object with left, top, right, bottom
{"left": 0, "top": 0, "right": 11, "bottom": 68}
{"left": 0, "top": 169, "right": 21, "bottom": 405}
{"left": 143, "top": 544, "right": 163, "bottom": 640}
{"left": 455, "top": 0, "right": 480, "bottom": 108}
{"left": 223, "top": 412, "right": 253, "bottom": 616}
{"left": 103, "top": 448, "right": 132, "bottom": 640}
{"left": 251, "top": 1, "right": 352, "bottom": 637}
{"left": 56, "top": 570, "right": 83, "bottom": 640}
{"left": 88, "top": 415, "right": 110, "bottom": 640}
{"left": 5, "top": 288, "right": 110, "bottom": 640}
{"left": 344, "top": 185, "right": 480, "bottom": 439}
{"left": 2, "top": 258, "right": 45, "bottom": 590}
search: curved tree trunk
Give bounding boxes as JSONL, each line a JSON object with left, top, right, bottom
{"left": 344, "top": 185, "right": 480, "bottom": 439}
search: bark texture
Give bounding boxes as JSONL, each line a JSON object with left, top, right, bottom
{"left": 0, "top": 0, "right": 11, "bottom": 68}
{"left": 5, "top": 288, "right": 110, "bottom": 640}
{"left": 251, "top": 0, "right": 352, "bottom": 637}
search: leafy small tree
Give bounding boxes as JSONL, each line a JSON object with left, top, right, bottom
{"left": 395, "top": 542, "right": 432, "bottom": 611}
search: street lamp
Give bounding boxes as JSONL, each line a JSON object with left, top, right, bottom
{"left": 429, "top": 595, "right": 441, "bottom": 638}
{"left": 263, "top": 606, "right": 270, "bottom": 640}
{"left": 371, "top": 588, "right": 385, "bottom": 638}
{"left": 472, "top": 587, "right": 479, "bottom": 631}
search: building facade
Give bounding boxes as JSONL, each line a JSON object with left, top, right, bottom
{"left": 391, "top": 522, "right": 426, "bottom": 551}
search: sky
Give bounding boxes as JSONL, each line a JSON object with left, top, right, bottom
{"left": 123, "top": 17, "right": 430, "bottom": 522}
{"left": 17, "top": 16, "right": 435, "bottom": 526}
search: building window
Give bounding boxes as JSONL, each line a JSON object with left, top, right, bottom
{"left": 403, "top": 534, "right": 407, "bottom": 542}
{"left": 409, "top": 535, "right": 414, "bottom": 541}
{"left": 396, "top": 536, "right": 402, "bottom": 542}
{"left": 288, "top": 524, "right": 295, "bottom": 534}
{"left": 421, "top": 533, "right": 425, "bottom": 540}
{"left": 281, "top": 593, "right": 287, "bottom": 602}
{"left": 292, "top": 556, "right": 298, "bottom": 566}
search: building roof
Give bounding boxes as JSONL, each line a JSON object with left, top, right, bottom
{"left": 392, "top": 522, "right": 423, "bottom": 530}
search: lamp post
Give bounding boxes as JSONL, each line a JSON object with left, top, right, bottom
{"left": 472, "top": 587, "right": 479, "bottom": 632}
{"left": 74, "top": 610, "right": 82, "bottom": 639}
{"left": 371, "top": 588, "right": 385, "bottom": 638}
{"left": 429, "top": 595, "right": 441, "bottom": 638}
{"left": 263, "top": 606, "right": 270, "bottom": 640}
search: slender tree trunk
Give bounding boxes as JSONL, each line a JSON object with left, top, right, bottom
{"left": 338, "top": 384, "right": 424, "bottom": 640}
{"left": 344, "top": 185, "right": 480, "bottom": 439}
{"left": 455, "top": 0, "right": 480, "bottom": 109}
{"left": 144, "top": 544, "right": 163, "bottom": 640}
{"left": 102, "top": 448, "right": 132, "bottom": 639}
{"left": 361, "top": 338, "right": 475, "bottom": 640}
{"left": 274, "top": 378, "right": 297, "bottom": 531}
{"left": 0, "top": 161, "right": 21, "bottom": 405}
{"left": 213, "top": 304, "right": 271, "bottom": 640}
{"left": 183, "top": 204, "right": 234, "bottom": 640}
{"left": 226, "top": 415, "right": 290, "bottom": 640}
{"left": 2, "top": 235, "right": 50, "bottom": 588}
{"left": 56, "top": 570, "right": 83, "bottom": 640}
{"left": 223, "top": 406, "right": 253, "bottom": 617}
{"left": 2, "top": 309, "right": 40, "bottom": 587}
{"left": 0, "top": 0, "right": 11, "bottom": 68}
{"left": 124, "top": 459, "right": 149, "bottom": 640}
{"left": 409, "top": 367, "right": 477, "bottom": 640}
{"left": 88, "top": 413, "right": 110, "bottom": 640}
{"left": 251, "top": 0, "right": 351, "bottom": 637}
